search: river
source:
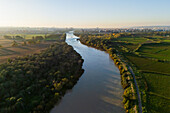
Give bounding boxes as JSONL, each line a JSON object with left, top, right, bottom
{"left": 50, "top": 33, "right": 124, "bottom": 113}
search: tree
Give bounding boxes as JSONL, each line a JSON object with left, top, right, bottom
{"left": 12, "top": 41, "right": 18, "bottom": 47}
{"left": 4, "top": 35, "right": 12, "bottom": 39}
{"left": 15, "top": 35, "right": 24, "bottom": 40}
{"left": 35, "top": 36, "right": 44, "bottom": 40}
{"left": 114, "top": 33, "right": 121, "bottom": 38}
{"left": 22, "top": 41, "right": 27, "bottom": 46}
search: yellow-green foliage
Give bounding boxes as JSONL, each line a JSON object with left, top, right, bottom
{"left": 121, "top": 73, "right": 130, "bottom": 89}
{"left": 12, "top": 40, "right": 18, "bottom": 46}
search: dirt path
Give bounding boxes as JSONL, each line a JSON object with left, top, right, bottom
{"left": 128, "top": 66, "right": 142, "bottom": 113}
{"left": 118, "top": 54, "right": 142, "bottom": 113}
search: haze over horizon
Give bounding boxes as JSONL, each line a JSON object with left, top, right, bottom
{"left": 0, "top": 0, "right": 170, "bottom": 28}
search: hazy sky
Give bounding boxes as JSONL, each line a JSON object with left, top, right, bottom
{"left": 0, "top": 0, "right": 170, "bottom": 28}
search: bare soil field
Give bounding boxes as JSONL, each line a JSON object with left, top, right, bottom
{"left": 0, "top": 36, "right": 54, "bottom": 64}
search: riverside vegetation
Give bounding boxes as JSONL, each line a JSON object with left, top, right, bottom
{"left": 78, "top": 31, "right": 170, "bottom": 113}
{"left": 0, "top": 34, "right": 84, "bottom": 113}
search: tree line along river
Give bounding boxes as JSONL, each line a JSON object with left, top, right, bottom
{"left": 50, "top": 32, "right": 124, "bottom": 113}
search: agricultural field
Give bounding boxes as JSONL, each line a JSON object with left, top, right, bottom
{"left": 116, "top": 37, "right": 148, "bottom": 44}
{"left": 0, "top": 34, "right": 63, "bottom": 64}
{"left": 119, "top": 36, "right": 170, "bottom": 113}
{"left": 143, "top": 73, "right": 170, "bottom": 97}
{"left": 137, "top": 43, "right": 170, "bottom": 60}
{"left": 1, "top": 34, "right": 46, "bottom": 39}
{"left": 125, "top": 54, "right": 170, "bottom": 74}
{"left": 125, "top": 54, "right": 170, "bottom": 112}
{"left": 163, "top": 40, "right": 170, "bottom": 42}
{"left": 123, "top": 44, "right": 139, "bottom": 51}
{"left": 146, "top": 93, "right": 170, "bottom": 113}
{"left": 79, "top": 32, "right": 170, "bottom": 113}
{"left": 120, "top": 38, "right": 170, "bottom": 113}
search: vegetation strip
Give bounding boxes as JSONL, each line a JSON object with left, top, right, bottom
{"left": 118, "top": 55, "right": 142, "bottom": 113}
{"left": 0, "top": 34, "right": 84, "bottom": 113}
{"left": 77, "top": 31, "right": 170, "bottom": 113}
{"left": 127, "top": 66, "right": 142, "bottom": 113}
{"left": 79, "top": 34, "right": 140, "bottom": 113}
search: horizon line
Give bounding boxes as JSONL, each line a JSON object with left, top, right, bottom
{"left": 0, "top": 25, "right": 170, "bottom": 29}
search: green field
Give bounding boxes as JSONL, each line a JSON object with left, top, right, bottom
{"left": 121, "top": 39, "right": 170, "bottom": 113}
{"left": 143, "top": 73, "right": 170, "bottom": 98}
{"left": 163, "top": 40, "right": 170, "bottom": 42}
{"left": 146, "top": 93, "right": 170, "bottom": 113}
{"left": 125, "top": 54, "right": 170, "bottom": 74}
{"left": 115, "top": 37, "right": 149, "bottom": 44}
{"left": 79, "top": 32, "right": 170, "bottom": 113}
{"left": 123, "top": 44, "right": 139, "bottom": 51}
{"left": 137, "top": 43, "right": 170, "bottom": 60}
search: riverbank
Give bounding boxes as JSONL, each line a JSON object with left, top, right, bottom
{"left": 78, "top": 31, "right": 170, "bottom": 113}
{"left": 50, "top": 33, "right": 124, "bottom": 113}
{"left": 79, "top": 35, "right": 141, "bottom": 113}
{"left": 0, "top": 34, "right": 84, "bottom": 113}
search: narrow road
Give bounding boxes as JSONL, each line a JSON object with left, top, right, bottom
{"left": 118, "top": 54, "right": 142, "bottom": 113}
{"left": 128, "top": 66, "right": 142, "bottom": 113}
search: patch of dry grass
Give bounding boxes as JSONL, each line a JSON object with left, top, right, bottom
{"left": 0, "top": 37, "right": 55, "bottom": 64}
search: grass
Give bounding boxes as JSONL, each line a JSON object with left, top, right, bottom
{"left": 115, "top": 37, "right": 148, "bottom": 44}
{"left": 137, "top": 43, "right": 170, "bottom": 60}
{"left": 143, "top": 73, "right": 170, "bottom": 98}
{"left": 163, "top": 40, "right": 170, "bottom": 42}
{"left": 122, "top": 43, "right": 139, "bottom": 51}
{"left": 125, "top": 54, "right": 170, "bottom": 74}
{"left": 125, "top": 54, "right": 170, "bottom": 113}
{"left": 122, "top": 38, "right": 170, "bottom": 113}
{"left": 146, "top": 94, "right": 170, "bottom": 113}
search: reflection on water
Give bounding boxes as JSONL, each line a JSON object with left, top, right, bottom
{"left": 50, "top": 33, "right": 124, "bottom": 113}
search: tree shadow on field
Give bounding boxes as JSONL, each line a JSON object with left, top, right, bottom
{"left": 0, "top": 48, "right": 19, "bottom": 56}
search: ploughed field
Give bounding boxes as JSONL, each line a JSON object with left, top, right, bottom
{"left": 78, "top": 32, "right": 170, "bottom": 113}
{"left": 0, "top": 34, "right": 63, "bottom": 64}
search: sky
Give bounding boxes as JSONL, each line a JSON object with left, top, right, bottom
{"left": 0, "top": 0, "right": 170, "bottom": 28}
